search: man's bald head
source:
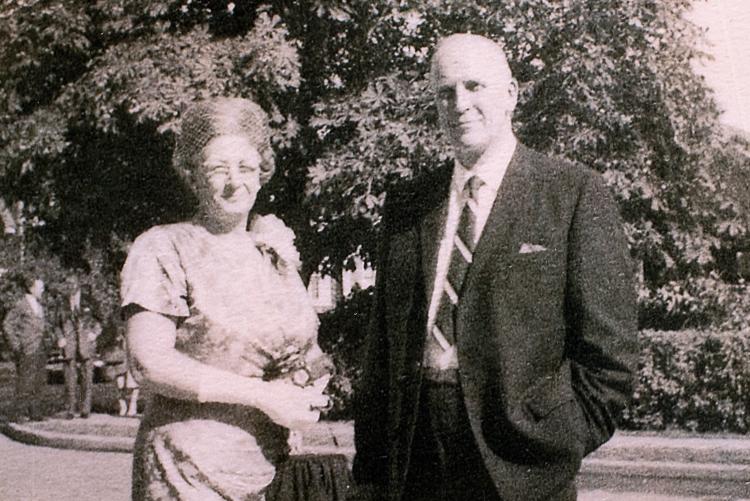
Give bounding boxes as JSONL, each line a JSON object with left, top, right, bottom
{"left": 430, "top": 34, "right": 513, "bottom": 86}
{"left": 430, "top": 33, "right": 518, "bottom": 167}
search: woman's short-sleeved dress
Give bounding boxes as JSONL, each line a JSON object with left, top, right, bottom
{"left": 120, "top": 220, "right": 320, "bottom": 501}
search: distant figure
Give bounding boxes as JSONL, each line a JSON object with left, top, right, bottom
{"left": 2, "top": 276, "right": 47, "bottom": 422}
{"left": 58, "top": 279, "right": 101, "bottom": 419}
{"left": 104, "top": 333, "right": 140, "bottom": 417}
{"left": 99, "top": 314, "right": 141, "bottom": 418}
{"left": 116, "top": 364, "right": 140, "bottom": 417}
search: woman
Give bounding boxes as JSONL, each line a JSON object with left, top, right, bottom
{"left": 121, "top": 97, "right": 330, "bottom": 500}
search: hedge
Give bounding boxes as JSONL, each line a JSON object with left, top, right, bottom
{"left": 624, "top": 329, "right": 750, "bottom": 433}
{"left": 319, "top": 291, "right": 750, "bottom": 433}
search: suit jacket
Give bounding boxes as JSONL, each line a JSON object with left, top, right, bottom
{"left": 59, "top": 304, "right": 98, "bottom": 360}
{"left": 353, "top": 143, "right": 639, "bottom": 501}
{"left": 2, "top": 296, "right": 45, "bottom": 356}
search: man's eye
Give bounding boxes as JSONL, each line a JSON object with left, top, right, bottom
{"left": 464, "top": 81, "right": 483, "bottom": 91}
{"left": 438, "top": 89, "right": 454, "bottom": 101}
{"left": 239, "top": 164, "right": 258, "bottom": 173}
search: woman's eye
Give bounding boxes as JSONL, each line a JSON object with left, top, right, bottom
{"left": 206, "top": 167, "right": 228, "bottom": 179}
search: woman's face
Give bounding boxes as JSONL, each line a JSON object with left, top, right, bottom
{"left": 196, "top": 134, "right": 263, "bottom": 219}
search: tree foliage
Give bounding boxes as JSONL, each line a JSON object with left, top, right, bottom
{"left": 0, "top": 0, "right": 748, "bottom": 328}
{"left": 306, "top": 0, "right": 750, "bottom": 328}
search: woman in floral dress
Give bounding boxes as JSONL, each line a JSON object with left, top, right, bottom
{"left": 121, "top": 97, "right": 330, "bottom": 500}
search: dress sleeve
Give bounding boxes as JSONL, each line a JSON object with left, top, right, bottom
{"left": 120, "top": 227, "right": 190, "bottom": 318}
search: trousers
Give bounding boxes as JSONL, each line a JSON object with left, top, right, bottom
{"left": 403, "top": 379, "right": 577, "bottom": 501}
{"left": 13, "top": 344, "right": 47, "bottom": 419}
{"left": 63, "top": 357, "right": 93, "bottom": 416}
{"left": 403, "top": 379, "right": 501, "bottom": 501}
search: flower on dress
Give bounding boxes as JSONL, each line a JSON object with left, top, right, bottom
{"left": 245, "top": 337, "right": 332, "bottom": 388}
{"left": 249, "top": 214, "right": 301, "bottom": 272}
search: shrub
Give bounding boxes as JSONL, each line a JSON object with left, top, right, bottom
{"left": 623, "top": 329, "right": 750, "bottom": 433}
{"left": 317, "top": 286, "right": 374, "bottom": 420}
{"left": 319, "top": 291, "right": 750, "bottom": 433}
{"left": 640, "top": 274, "right": 750, "bottom": 331}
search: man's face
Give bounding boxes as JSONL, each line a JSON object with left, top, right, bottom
{"left": 433, "top": 38, "right": 517, "bottom": 167}
{"left": 30, "top": 279, "right": 44, "bottom": 299}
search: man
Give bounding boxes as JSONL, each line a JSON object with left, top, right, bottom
{"left": 353, "top": 34, "right": 638, "bottom": 501}
{"left": 58, "top": 280, "right": 100, "bottom": 419}
{"left": 2, "top": 276, "right": 47, "bottom": 421}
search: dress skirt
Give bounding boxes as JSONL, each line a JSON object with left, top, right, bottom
{"left": 132, "top": 394, "right": 290, "bottom": 501}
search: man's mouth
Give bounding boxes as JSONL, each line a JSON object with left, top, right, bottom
{"left": 457, "top": 116, "right": 480, "bottom": 127}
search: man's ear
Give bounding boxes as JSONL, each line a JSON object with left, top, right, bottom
{"left": 506, "top": 78, "right": 519, "bottom": 116}
{"left": 507, "top": 78, "right": 518, "bottom": 102}
{"left": 508, "top": 78, "right": 518, "bottom": 97}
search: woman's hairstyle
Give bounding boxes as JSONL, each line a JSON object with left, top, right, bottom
{"left": 173, "top": 97, "right": 275, "bottom": 195}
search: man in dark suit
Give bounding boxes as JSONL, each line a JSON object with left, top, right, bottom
{"left": 2, "top": 276, "right": 47, "bottom": 421}
{"left": 58, "top": 280, "right": 100, "bottom": 419}
{"left": 353, "top": 33, "right": 638, "bottom": 501}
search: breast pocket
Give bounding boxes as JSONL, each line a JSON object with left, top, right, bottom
{"left": 503, "top": 249, "right": 565, "bottom": 295}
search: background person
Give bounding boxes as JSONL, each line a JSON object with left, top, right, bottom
{"left": 115, "top": 361, "right": 140, "bottom": 417}
{"left": 121, "top": 97, "right": 330, "bottom": 500}
{"left": 110, "top": 334, "right": 140, "bottom": 417}
{"left": 58, "top": 279, "right": 101, "bottom": 419}
{"left": 353, "top": 33, "right": 639, "bottom": 501}
{"left": 2, "top": 275, "right": 47, "bottom": 422}
{"left": 100, "top": 319, "right": 140, "bottom": 417}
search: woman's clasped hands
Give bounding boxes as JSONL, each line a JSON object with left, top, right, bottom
{"left": 261, "top": 375, "right": 331, "bottom": 430}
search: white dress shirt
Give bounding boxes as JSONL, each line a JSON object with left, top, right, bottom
{"left": 424, "top": 137, "right": 517, "bottom": 368}
{"left": 25, "top": 293, "right": 44, "bottom": 318}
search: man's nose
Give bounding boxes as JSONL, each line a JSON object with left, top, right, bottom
{"left": 454, "top": 84, "right": 471, "bottom": 111}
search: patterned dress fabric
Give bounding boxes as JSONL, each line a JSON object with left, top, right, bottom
{"left": 121, "top": 221, "right": 320, "bottom": 501}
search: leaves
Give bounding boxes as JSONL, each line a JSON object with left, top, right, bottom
{"left": 1, "top": 0, "right": 748, "bottom": 329}
{"left": 303, "top": 0, "right": 750, "bottom": 328}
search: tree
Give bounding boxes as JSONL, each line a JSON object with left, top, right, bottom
{"left": 1, "top": 0, "right": 748, "bottom": 329}
{"left": 306, "top": 0, "right": 750, "bottom": 328}
{"left": 0, "top": 0, "right": 304, "bottom": 273}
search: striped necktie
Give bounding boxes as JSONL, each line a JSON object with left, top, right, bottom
{"left": 431, "top": 175, "right": 484, "bottom": 353}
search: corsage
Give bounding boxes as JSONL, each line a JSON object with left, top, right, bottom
{"left": 249, "top": 214, "right": 301, "bottom": 272}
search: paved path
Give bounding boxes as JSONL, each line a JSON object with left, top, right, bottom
{"left": 580, "top": 492, "right": 714, "bottom": 500}
{"left": 0, "top": 433, "right": 130, "bottom": 501}
{"left": 0, "top": 433, "right": 702, "bottom": 501}
{"left": 0, "top": 431, "right": 739, "bottom": 501}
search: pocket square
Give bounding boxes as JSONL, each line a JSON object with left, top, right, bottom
{"left": 519, "top": 242, "right": 547, "bottom": 254}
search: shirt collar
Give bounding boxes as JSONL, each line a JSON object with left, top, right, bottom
{"left": 452, "top": 135, "right": 517, "bottom": 196}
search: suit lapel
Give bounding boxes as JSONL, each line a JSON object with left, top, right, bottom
{"left": 420, "top": 196, "right": 449, "bottom": 300}
{"left": 465, "top": 144, "right": 534, "bottom": 290}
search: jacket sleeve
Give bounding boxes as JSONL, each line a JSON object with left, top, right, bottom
{"left": 2, "top": 301, "right": 28, "bottom": 353}
{"left": 352, "top": 215, "right": 392, "bottom": 493}
{"left": 3, "top": 299, "right": 34, "bottom": 353}
{"left": 565, "top": 171, "right": 639, "bottom": 455}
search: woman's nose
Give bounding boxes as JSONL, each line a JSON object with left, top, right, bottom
{"left": 226, "top": 165, "right": 242, "bottom": 186}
